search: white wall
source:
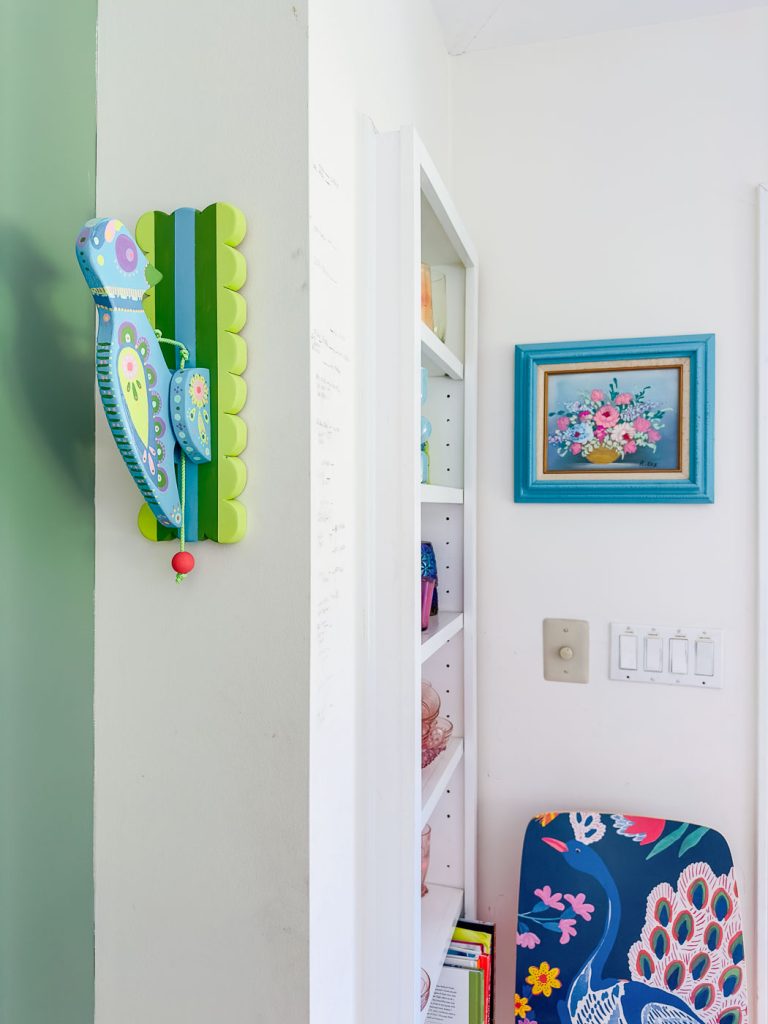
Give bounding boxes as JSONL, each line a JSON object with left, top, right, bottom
{"left": 95, "top": 3, "right": 310, "bottom": 1022}
{"left": 452, "top": 9, "right": 768, "bottom": 1020}
{"left": 95, "top": 0, "right": 452, "bottom": 1020}
{"left": 307, "top": 3, "right": 452, "bottom": 1021}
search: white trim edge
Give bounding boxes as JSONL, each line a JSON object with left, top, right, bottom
{"left": 757, "top": 183, "right": 768, "bottom": 1024}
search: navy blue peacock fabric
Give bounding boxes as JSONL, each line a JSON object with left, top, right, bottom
{"left": 515, "top": 813, "right": 747, "bottom": 1024}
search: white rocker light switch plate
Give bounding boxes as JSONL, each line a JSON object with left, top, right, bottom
{"left": 543, "top": 618, "right": 589, "bottom": 683}
{"left": 609, "top": 623, "right": 723, "bottom": 689}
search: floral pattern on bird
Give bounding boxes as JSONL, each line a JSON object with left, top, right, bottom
{"left": 516, "top": 812, "right": 748, "bottom": 1024}
{"left": 115, "top": 320, "right": 165, "bottom": 483}
{"left": 188, "top": 372, "right": 209, "bottom": 408}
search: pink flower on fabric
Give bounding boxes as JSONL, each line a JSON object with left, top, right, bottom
{"left": 624, "top": 440, "right": 637, "bottom": 454}
{"left": 595, "top": 405, "right": 619, "bottom": 428}
{"left": 578, "top": 410, "right": 591, "bottom": 420}
{"left": 570, "top": 443, "right": 582, "bottom": 455}
{"left": 633, "top": 417, "right": 651, "bottom": 433}
{"left": 534, "top": 885, "right": 565, "bottom": 911}
{"left": 564, "top": 893, "right": 595, "bottom": 921}
{"left": 595, "top": 427, "right": 606, "bottom": 441}
{"left": 647, "top": 428, "right": 662, "bottom": 442}
{"left": 517, "top": 931, "right": 541, "bottom": 949}
{"left": 557, "top": 416, "right": 570, "bottom": 430}
{"left": 559, "top": 918, "right": 578, "bottom": 944}
{"left": 615, "top": 393, "right": 633, "bottom": 405}
{"left": 591, "top": 389, "right": 604, "bottom": 402}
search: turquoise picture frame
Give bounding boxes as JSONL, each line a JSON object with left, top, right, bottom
{"left": 514, "top": 335, "right": 714, "bottom": 503}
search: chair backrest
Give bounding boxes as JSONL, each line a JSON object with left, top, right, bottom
{"left": 515, "top": 812, "right": 748, "bottom": 1024}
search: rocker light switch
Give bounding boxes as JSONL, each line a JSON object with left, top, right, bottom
{"left": 670, "top": 637, "right": 688, "bottom": 676}
{"left": 543, "top": 619, "right": 589, "bottom": 684}
{"left": 695, "top": 640, "right": 715, "bottom": 676}
{"left": 645, "top": 635, "right": 663, "bottom": 673}
{"left": 618, "top": 634, "right": 638, "bottom": 670}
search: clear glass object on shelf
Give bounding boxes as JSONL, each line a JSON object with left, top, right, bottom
{"left": 421, "top": 415, "right": 431, "bottom": 484}
{"left": 421, "top": 263, "right": 434, "bottom": 329}
{"left": 421, "top": 367, "right": 431, "bottom": 484}
{"left": 421, "top": 824, "right": 431, "bottom": 897}
{"left": 431, "top": 271, "right": 447, "bottom": 342}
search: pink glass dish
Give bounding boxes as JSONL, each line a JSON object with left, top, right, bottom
{"left": 422, "top": 716, "right": 453, "bottom": 768}
{"left": 421, "top": 968, "right": 431, "bottom": 1010}
{"left": 422, "top": 680, "right": 440, "bottom": 739}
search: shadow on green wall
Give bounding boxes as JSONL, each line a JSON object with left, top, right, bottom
{"left": 0, "top": 224, "right": 94, "bottom": 499}
{"left": 0, "top": 229, "right": 95, "bottom": 1022}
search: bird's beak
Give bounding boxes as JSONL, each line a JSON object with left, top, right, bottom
{"left": 542, "top": 837, "right": 568, "bottom": 853}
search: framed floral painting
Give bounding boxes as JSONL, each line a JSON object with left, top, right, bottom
{"left": 514, "top": 335, "right": 714, "bottom": 502}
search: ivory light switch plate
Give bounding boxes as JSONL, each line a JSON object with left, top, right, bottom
{"left": 543, "top": 619, "right": 589, "bottom": 683}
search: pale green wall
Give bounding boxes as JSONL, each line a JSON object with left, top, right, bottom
{"left": 0, "top": 1, "right": 96, "bottom": 1021}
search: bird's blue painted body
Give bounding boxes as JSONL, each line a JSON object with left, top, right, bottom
{"left": 76, "top": 218, "right": 213, "bottom": 531}
{"left": 76, "top": 218, "right": 182, "bottom": 528}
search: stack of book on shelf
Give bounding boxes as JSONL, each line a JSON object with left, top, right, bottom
{"left": 426, "top": 920, "right": 495, "bottom": 1024}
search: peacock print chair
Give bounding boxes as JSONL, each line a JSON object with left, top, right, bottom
{"left": 515, "top": 812, "right": 748, "bottom": 1024}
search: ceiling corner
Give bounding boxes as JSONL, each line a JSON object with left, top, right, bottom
{"left": 430, "top": 0, "right": 505, "bottom": 55}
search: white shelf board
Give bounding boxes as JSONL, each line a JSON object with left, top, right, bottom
{"left": 420, "top": 484, "right": 463, "bottom": 504}
{"left": 421, "top": 611, "right": 464, "bottom": 664}
{"left": 421, "top": 322, "right": 463, "bottom": 381}
{"left": 422, "top": 736, "right": 463, "bottom": 828}
{"left": 421, "top": 883, "right": 464, "bottom": 1022}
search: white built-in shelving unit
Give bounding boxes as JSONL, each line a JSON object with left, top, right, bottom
{"left": 367, "top": 126, "right": 477, "bottom": 1024}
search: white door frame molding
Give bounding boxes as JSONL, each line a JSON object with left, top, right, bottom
{"left": 757, "top": 183, "right": 768, "bottom": 1024}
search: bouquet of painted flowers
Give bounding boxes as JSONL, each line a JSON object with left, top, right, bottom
{"left": 548, "top": 377, "right": 668, "bottom": 465}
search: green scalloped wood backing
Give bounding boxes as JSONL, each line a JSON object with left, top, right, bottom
{"left": 135, "top": 202, "right": 247, "bottom": 543}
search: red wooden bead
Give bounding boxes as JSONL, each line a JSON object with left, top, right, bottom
{"left": 172, "top": 551, "right": 195, "bottom": 575}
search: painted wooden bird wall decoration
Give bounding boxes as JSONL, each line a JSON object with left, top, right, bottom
{"left": 76, "top": 205, "right": 247, "bottom": 578}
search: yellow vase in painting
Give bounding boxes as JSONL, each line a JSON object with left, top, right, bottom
{"left": 586, "top": 445, "right": 621, "bottom": 465}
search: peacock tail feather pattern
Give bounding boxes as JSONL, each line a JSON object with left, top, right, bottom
{"left": 135, "top": 203, "right": 247, "bottom": 544}
{"left": 628, "top": 862, "right": 747, "bottom": 1024}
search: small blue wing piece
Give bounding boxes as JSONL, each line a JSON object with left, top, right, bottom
{"left": 76, "top": 218, "right": 182, "bottom": 529}
{"left": 170, "top": 367, "right": 212, "bottom": 464}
